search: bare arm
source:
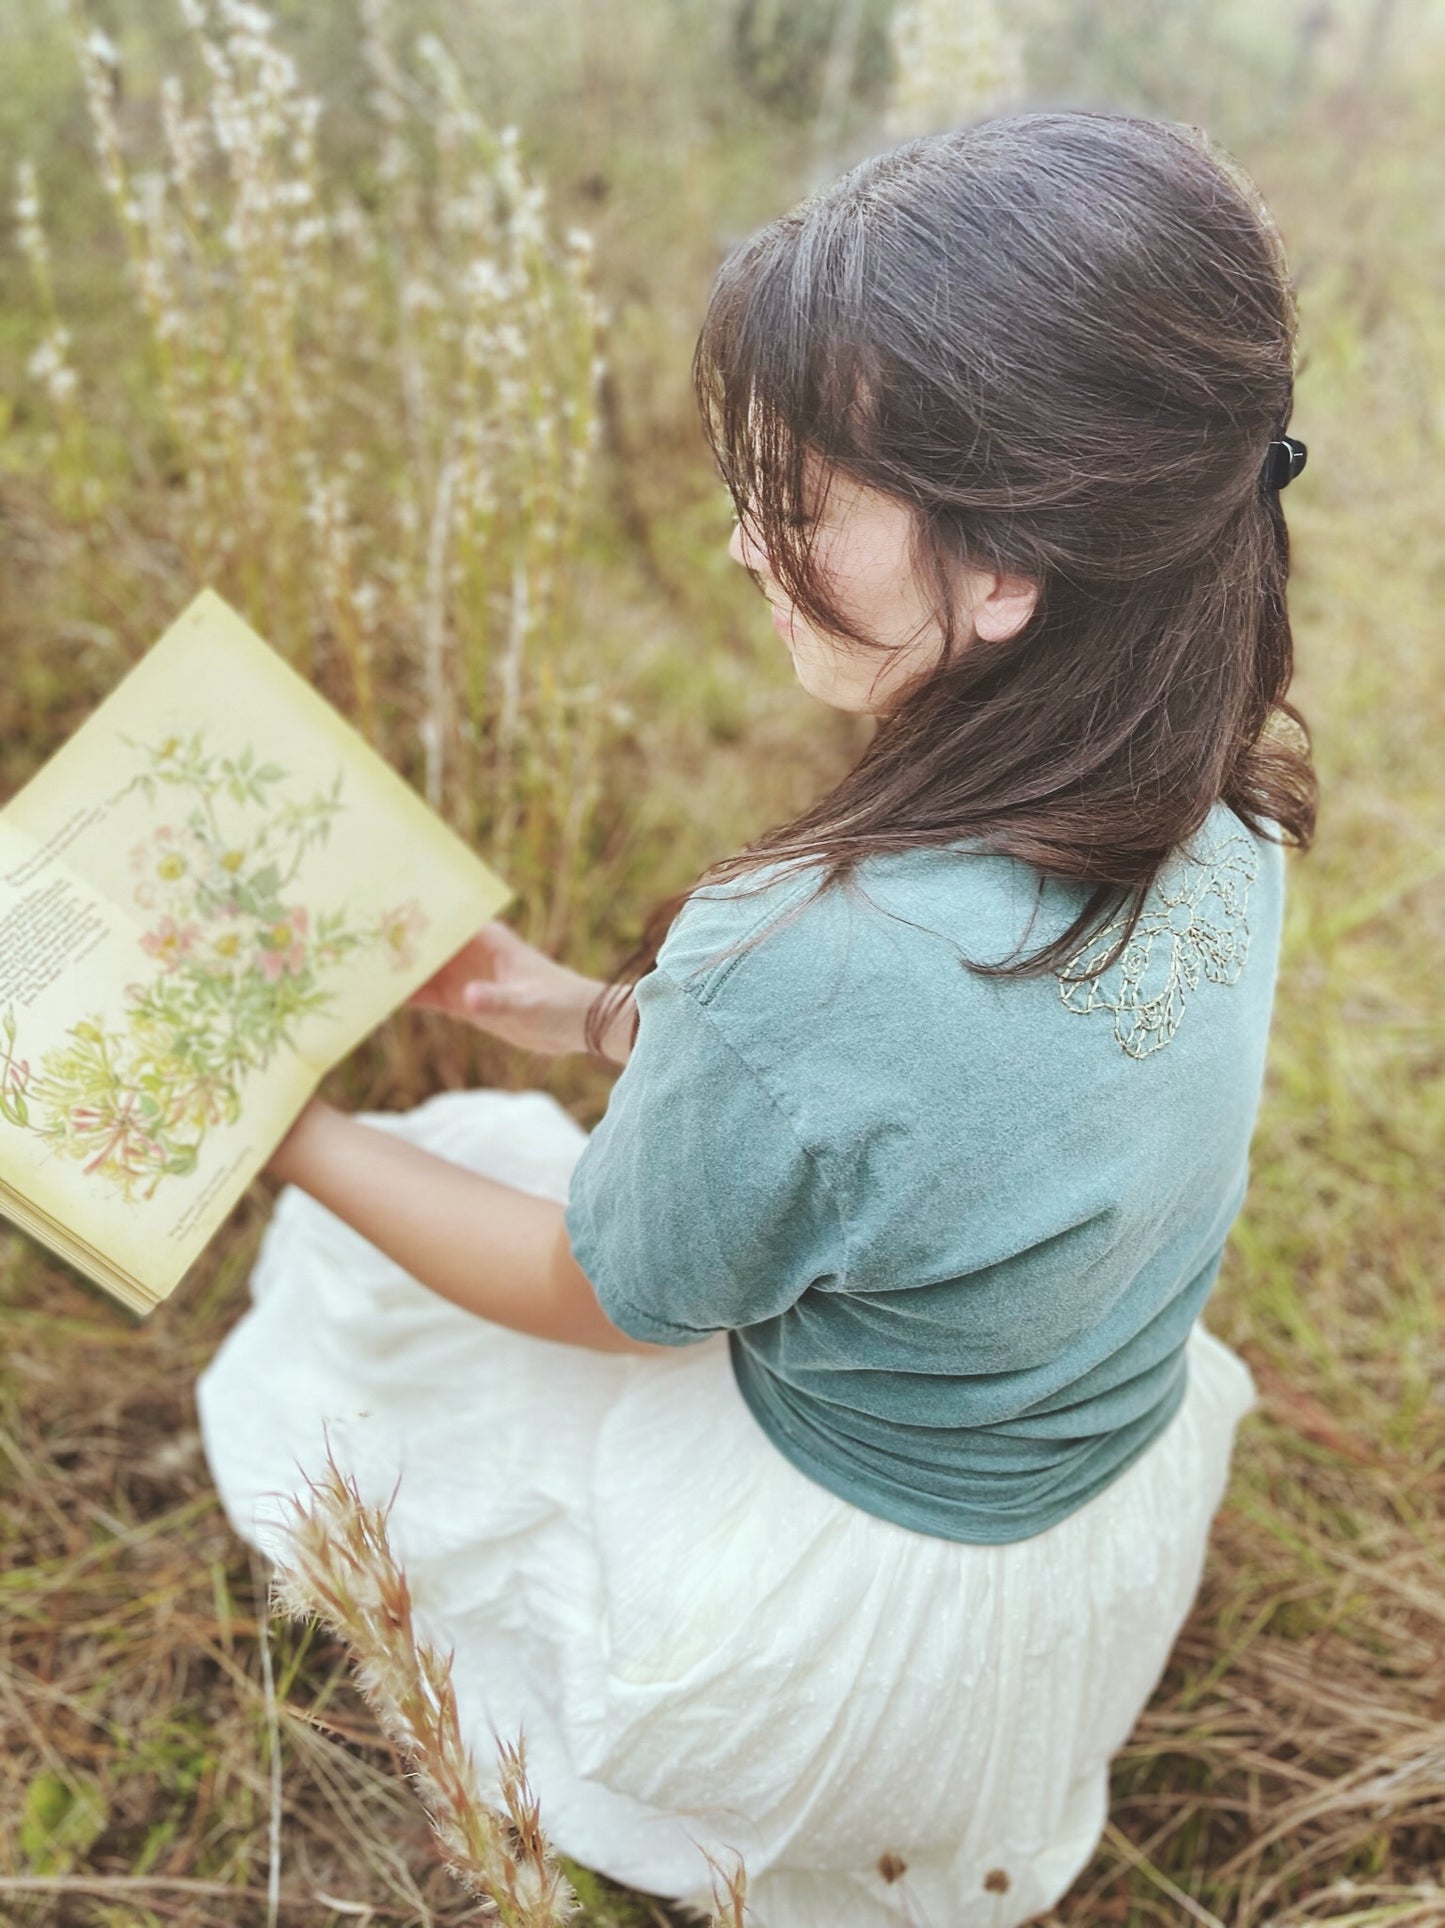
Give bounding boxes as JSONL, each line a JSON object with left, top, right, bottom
{"left": 265, "top": 1099, "right": 669, "bottom": 1355}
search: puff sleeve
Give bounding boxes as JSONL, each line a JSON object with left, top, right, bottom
{"left": 563, "top": 962, "right": 848, "bottom": 1345}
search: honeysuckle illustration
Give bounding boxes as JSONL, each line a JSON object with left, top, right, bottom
{"left": 0, "top": 1009, "right": 33, "bottom": 1130}
{"left": 30, "top": 1019, "right": 174, "bottom": 1190}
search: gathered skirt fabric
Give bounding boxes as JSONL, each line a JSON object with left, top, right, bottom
{"left": 195, "top": 1087, "right": 1258, "bottom": 1928}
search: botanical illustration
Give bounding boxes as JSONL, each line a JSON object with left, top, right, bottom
{"left": 0, "top": 729, "right": 427, "bottom": 1201}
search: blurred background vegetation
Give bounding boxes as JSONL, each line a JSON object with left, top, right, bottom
{"left": 1, "top": 0, "right": 1442, "bottom": 1923}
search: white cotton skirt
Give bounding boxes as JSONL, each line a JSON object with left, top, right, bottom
{"left": 195, "top": 1087, "right": 1258, "bottom": 1928}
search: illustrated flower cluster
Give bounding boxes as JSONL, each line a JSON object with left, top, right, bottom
{"left": 1, "top": 730, "right": 428, "bottom": 1200}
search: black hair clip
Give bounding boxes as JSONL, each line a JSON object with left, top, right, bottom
{"left": 1264, "top": 435, "right": 1308, "bottom": 490}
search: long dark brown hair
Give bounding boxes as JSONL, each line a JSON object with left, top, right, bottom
{"left": 584, "top": 110, "right": 1316, "bottom": 1060}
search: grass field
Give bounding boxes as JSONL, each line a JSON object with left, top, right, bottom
{"left": 1, "top": 1, "right": 1442, "bottom": 1922}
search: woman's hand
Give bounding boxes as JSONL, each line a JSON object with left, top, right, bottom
{"left": 407, "top": 919, "right": 633, "bottom": 1064}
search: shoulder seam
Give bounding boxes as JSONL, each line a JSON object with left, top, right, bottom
{"left": 669, "top": 868, "right": 828, "bottom": 1008}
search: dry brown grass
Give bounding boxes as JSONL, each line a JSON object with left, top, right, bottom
{"left": 0, "top": 1206, "right": 697, "bottom": 1925}
{"left": 4, "top": 1246, "right": 1441, "bottom": 1925}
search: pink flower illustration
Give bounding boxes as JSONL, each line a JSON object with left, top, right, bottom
{"left": 140, "top": 915, "right": 202, "bottom": 972}
{"left": 255, "top": 906, "right": 310, "bottom": 982}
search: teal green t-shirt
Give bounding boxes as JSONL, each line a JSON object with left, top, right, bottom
{"left": 564, "top": 803, "right": 1282, "bottom": 1544}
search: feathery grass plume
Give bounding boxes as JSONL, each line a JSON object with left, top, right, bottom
{"left": 68, "top": 0, "right": 357, "bottom": 701}
{"left": 701, "top": 1844, "right": 750, "bottom": 1924}
{"left": 884, "top": 0, "right": 1024, "bottom": 139}
{"left": 12, "top": 157, "right": 93, "bottom": 513}
{"left": 47, "top": 0, "right": 609, "bottom": 926}
{"left": 264, "top": 1435, "right": 580, "bottom": 1926}
{"left": 355, "top": 0, "right": 605, "bottom": 876}
{"left": 405, "top": 25, "right": 603, "bottom": 875}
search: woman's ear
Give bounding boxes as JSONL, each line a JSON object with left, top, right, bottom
{"left": 970, "top": 570, "right": 1040, "bottom": 643}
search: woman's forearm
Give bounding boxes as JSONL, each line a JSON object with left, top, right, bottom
{"left": 265, "top": 1099, "right": 667, "bottom": 1355}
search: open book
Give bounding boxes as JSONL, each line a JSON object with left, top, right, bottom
{"left": 0, "top": 589, "right": 512, "bottom": 1317}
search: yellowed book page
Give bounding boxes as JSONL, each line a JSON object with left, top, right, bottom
{"left": 0, "top": 817, "right": 175, "bottom": 1295}
{"left": 0, "top": 588, "right": 513, "bottom": 1306}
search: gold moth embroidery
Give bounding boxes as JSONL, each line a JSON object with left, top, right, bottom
{"left": 1057, "top": 829, "right": 1258, "bottom": 1059}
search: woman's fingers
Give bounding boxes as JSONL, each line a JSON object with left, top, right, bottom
{"left": 408, "top": 927, "right": 509, "bottom": 1010}
{"left": 404, "top": 923, "right": 587, "bottom": 1054}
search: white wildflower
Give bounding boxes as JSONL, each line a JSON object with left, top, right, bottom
{"left": 460, "top": 257, "right": 510, "bottom": 304}
{"left": 329, "top": 196, "right": 373, "bottom": 250}
{"left": 402, "top": 275, "right": 443, "bottom": 315}
{"left": 27, "top": 327, "right": 78, "bottom": 408}
{"left": 219, "top": 0, "right": 275, "bottom": 39}
{"left": 14, "top": 160, "right": 47, "bottom": 272}
{"left": 886, "top": 0, "right": 1024, "bottom": 139}
{"left": 351, "top": 579, "right": 380, "bottom": 631}
{"left": 86, "top": 26, "right": 121, "bottom": 71}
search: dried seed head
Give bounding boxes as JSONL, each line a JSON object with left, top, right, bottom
{"left": 264, "top": 1442, "right": 581, "bottom": 1923}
